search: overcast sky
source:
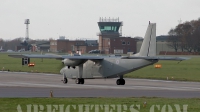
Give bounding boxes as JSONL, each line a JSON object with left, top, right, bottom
{"left": 0, "top": 0, "right": 200, "bottom": 40}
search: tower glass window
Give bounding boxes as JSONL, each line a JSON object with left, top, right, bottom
{"left": 99, "top": 26, "right": 119, "bottom": 32}
{"left": 98, "top": 20, "right": 122, "bottom": 36}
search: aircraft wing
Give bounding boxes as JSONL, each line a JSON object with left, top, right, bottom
{"left": 121, "top": 56, "right": 190, "bottom": 61}
{"left": 8, "top": 54, "right": 63, "bottom": 59}
{"left": 8, "top": 54, "right": 104, "bottom": 60}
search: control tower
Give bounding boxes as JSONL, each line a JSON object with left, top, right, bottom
{"left": 97, "top": 17, "right": 123, "bottom": 53}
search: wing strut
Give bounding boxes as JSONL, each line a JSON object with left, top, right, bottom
{"left": 75, "top": 64, "right": 84, "bottom": 84}
{"left": 78, "top": 64, "right": 83, "bottom": 78}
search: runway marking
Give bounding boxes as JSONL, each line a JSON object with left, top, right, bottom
{"left": 0, "top": 71, "right": 59, "bottom": 76}
{"left": 124, "top": 78, "right": 200, "bottom": 84}
{"left": 0, "top": 82, "right": 200, "bottom": 91}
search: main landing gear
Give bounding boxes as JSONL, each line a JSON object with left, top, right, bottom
{"left": 62, "top": 78, "right": 85, "bottom": 84}
{"left": 75, "top": 64, "right": 84, "bottom": 84}
{"left": 63, "top": 78, "right": 68, "bottom": 84}
{"left": 116, "top": 79, "right": 125, "bottom": 85}
{"left": 62, "top": 64, "right": 85, "bottom": 85}
{"left": 75, "top": 78, "right": 84, "bottom": 84}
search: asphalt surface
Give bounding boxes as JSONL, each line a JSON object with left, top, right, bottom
{"left": 0, "top": 71, "right": 200, "bottom": 98}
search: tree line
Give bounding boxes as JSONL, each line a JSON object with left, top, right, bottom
{"left": 0, "top": 38, "right": 47, "bottom": 51}
{"left": 167, "top": 18, "right": 200, "bottom": 52}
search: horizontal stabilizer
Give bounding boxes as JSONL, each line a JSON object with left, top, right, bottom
{"left": 121, "top": 56, "right": 190, "bottom": 61}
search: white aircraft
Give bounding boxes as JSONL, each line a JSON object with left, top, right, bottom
{"left": 9, "top": 23, "right": 189, "bottom": 85}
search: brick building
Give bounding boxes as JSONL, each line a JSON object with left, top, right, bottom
{"left": 97, "top": 18, "right": 137, "bottom": 54}
{"left": 50, "top": 39, "right": 98, "bottom": 53}
{"left": 50, "top": 18, "right": 138, "bottom": 54}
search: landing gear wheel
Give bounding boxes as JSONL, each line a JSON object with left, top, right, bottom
{"left": 76, "top": 78, "right": 80, "bottom": 84}
{"left": 116, "top": 79, "right": 121, "bottom": 85}
{"left": 80, "top": 78, "right": 84, "bottom": 84}
{"left": 76, "top": 78, "right": 85, "bottom": 84}
{"left": 116, "top": 79, "right": 125, "bottom": 85}
{"left": 63, "top": 78, "right": 68, "bottom": 84}
{"left": 121, "top": 79, "right": 125, "bottom": 85}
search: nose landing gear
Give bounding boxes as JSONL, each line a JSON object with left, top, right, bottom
{"left": 63, "top": 78, "right": 68, "bottom": 84}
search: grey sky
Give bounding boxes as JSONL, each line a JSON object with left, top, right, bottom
{"left": 0, "top": 0, "right": 200, "bottom": 40}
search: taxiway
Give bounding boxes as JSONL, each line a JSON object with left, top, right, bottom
{"left": 0, "top": 72, "right": 200, "bottom": 98}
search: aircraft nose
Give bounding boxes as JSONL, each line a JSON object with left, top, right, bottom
{"left": 60, "top": 67, "right": 65, "bottom": 74}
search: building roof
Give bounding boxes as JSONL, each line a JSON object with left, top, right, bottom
{"left": 156, "top": 35, "right": 169, "bottom": 41}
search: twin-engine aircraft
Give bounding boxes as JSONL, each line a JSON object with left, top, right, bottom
{"left": 9, "top": 23, "right": 189, "bottom": 85}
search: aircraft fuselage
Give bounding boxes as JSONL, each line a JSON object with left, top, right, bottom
{"left": 60, "top": 57, "right": 158, "bottom": 79}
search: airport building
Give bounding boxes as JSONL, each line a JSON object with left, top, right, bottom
{"left": 48, "top": 19, "right": 176, "bottom": 55}
{"left": 50, "top": 37, "right": 98, "bottom": 53}
{"left": 49, "top": 18, "right": 137, "bottom": 54}
{"left": 97, "top": 18, "right": 137, "bottom": 54}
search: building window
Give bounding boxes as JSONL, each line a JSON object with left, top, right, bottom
{"left": 122, "top": 41, "right": 126, "bottom": 45}
{"left": 50, "top": 42, "right": 54, "bottom": 45}
{"left": 51, "top": 42, "right": 57, "bottom": 45}
{"left": 127, "top": 42, "right": 130, "bottom": 45}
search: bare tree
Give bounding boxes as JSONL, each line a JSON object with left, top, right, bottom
{"left": 169, "top": 19, "right": 200, "bottom": 53}
{"left": 6, "top": 38, "right": 22, "bottom": 51}
{"left": 167, "top": 29, "right": 180, "bottom": 52}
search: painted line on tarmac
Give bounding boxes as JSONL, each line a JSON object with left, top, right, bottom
{"left": 0, "top": 82, "right": 200, "bottom": 91}
{"left": 1, "top": 72, "right": 200, "bottom": 85}
{"left": 124, "top": 78, "right": 200, "bottom": 84}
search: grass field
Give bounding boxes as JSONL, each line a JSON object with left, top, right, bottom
{"left": 125, "top": 56, "right": 200, "bottom": 82}
{"left": 0, "top": 53, "right": 62, "bottom": 74}
{"left": 1, "top": 53, "right": 200, "bottom": 81}
{"left": 0, "top": 98, "right": 199, "bottom": 112}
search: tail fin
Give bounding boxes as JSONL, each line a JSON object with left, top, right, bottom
{"left": 138, "top": 23, "right": 156, "bottom": 56}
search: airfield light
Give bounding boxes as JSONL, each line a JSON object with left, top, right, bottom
{"left": 28, "top": 63, "right": 35, "bottom": 67}
{"left": 50, "top": 90, "right": 53, "bottom": 98}
{"left": 154, "top": 64, "right": 162, "bottom": 68}
{"left": 143, "top": 101, "right": 147, "bottom": 107}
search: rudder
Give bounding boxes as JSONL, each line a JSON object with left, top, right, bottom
{"left": 138, "top": 23, "right": 156, "bottom": 56}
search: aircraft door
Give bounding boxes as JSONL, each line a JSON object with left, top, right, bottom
{"left": 84, "top": 60, "right": 102, "bottom": 78}
{"left": 84, "top": 61, "right": 93, "bottom": 78}
{"left": 91, "top": 64, "right": 102, "bottom": 78}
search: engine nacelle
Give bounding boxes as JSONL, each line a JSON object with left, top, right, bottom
{"left": 62, "top": 59, "right": 87, "bottom": 66}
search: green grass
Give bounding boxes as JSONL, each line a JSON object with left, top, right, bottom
{"left": 1, "top": 53, "right": 200, "bottom": 81}
{"left": 0, "top": 98, "right": 200, "bottom": 112}
{"left": 0, "top": 53, "right": 63, "bottom": 74}
{"left": 125, "top": 57, "right": 200, "bottom": 82}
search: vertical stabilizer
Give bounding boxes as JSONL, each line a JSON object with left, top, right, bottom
{"left": 139, "top": 23, "right": 156, "bottom": 56}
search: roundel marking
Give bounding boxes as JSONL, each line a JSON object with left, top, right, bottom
{"left": 116, "top": 60, "right": 119, "bottom": 64}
